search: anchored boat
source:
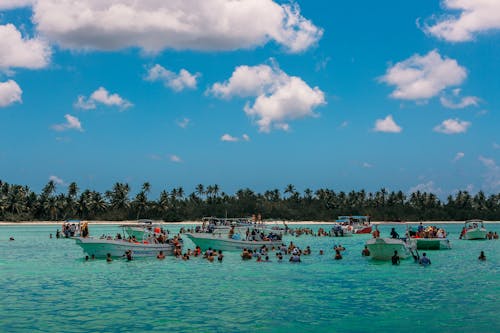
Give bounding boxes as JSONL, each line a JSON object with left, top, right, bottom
{"left": 365, "top": 237, "right": 414, "bottom": 260}
{"left": 460, "top": 220, "right": 488, "bottom": 240}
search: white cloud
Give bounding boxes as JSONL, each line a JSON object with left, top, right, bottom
{"left": 49, "top": 175, "right": 64, "bottom": 185}
{"left": 209, "top": 62, "right": 325, "bottom": 132}
{"left": 380, "top": 50, "right": 466, "bottom": 100}
{"left": 145, "top": 64, "right": 200, "bottom": 92}
{"left": 75, "top": 87, "right": 132, "bottom": 110}
{"left": 242, "top": 134, "right": 250, "bottom": 141}
{"left": 169, "top": 155, "right": 182, "bottom": 163}
{"left": 362, "top": 162, "right": 373, "bottom": 168}
{"left": 422, "top": 0, "right": 500, "bottom": 42}
{"left": 52, "top": 114, "right": 83, "bottom": 132}
{"left": 440, "top": 89, "right": 479, "bottom": 109}
{"left": 409, "top": 181, "right": 442, "bottom": 194}
{"left": 221, "top": 134, "right": 239, "bottom": 142}
{"left": 453, "top": 152, "right": 465, "bottom": 161}
{"left": 479, "top": 156, "right": 500, "bottom": 191}
{"left": 0, "top": 80, "right": 22, "bottom": 107}
{"left": 0, "top": 1, "right": 33, "bottom": 10}
{"left": 433, "top": 118, "right": 471, "bottom": 134}
{"left": 0, "top": 24, "right": 51, "bottom": 70}
{"left": 176, "top": 118, "right": 190, "bottom": 128}
{"left": 31, "top": 0, "right": 322, "bottom": 53}
{"left": 373, "top": 115, "right": 402, "bottom": 133}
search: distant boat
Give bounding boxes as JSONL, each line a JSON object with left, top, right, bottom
{"left": 461, "top": 220, "right": 488, "bottom": 240}
{"left": 337, "top": 215, "right": 372, "bottom": 234}
{"left": 365, "top": 237, "right": 414, "bottom": 260}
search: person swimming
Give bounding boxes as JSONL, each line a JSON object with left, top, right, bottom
{"left": 106, "top": 253, "right": 112, "bottom": 262}
{"left": 419, "top": 252, "right": 431, "bottom": 266}
{"left": 157, "top": 251, "right": 165, "bottom": 260}
{"left": 361, "top": 246, "right": 370, "bottom": 256}
{"left": 334, "top": 249, "right": 342, "bottom": 260}
{"left": 391, "top": 250, "right": 400, "bottom": 265}
{"left": 478, "top": 251, "right": 486, "bottom": 261}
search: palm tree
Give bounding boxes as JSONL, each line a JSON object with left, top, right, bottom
{"left": 284, "top": 184, "right": 296, "bottom": 198}
{"left": 195, "top": 184, "right": 205, "bottom": 199}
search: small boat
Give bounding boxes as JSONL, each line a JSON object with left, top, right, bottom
{"left": 74, "top": 224, "right": 180, "bottom": 258}
{"left": 460, "top": 220, "right": 488, "bottom": 240}
{"left": 407, "top": 225, "right": 452, "bottom": 250}
{"left": 365, "top": 237, "right": 414, "bottom": 260}
{"left": 338, "top": 215, "right": 372, "bottom": 234}
{"left": 184, "top": 230, "right": 282, "bottom": 252}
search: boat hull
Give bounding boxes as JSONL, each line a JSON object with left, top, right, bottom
{"left": 411, "top": 238, "right": 452, "bottom": 250}
{"left": 74, "top": 237, "right": 175, "bottom": 258}
{"left": 185, "top": 233, "right": 282, "bottom": 251}
{"left": 355, "top": 226, "right": 372, "bottom": 234}
{"left": 464, "top": 229, "right": 487, "bottom": 240}
{"left": 365, "top": 238, "right": 412, "bottom": 260}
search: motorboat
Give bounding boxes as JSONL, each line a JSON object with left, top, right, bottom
{"left": 337, "top": 215, "right": 372, "bottom": 234}
{"left": 184, "top": 229, "right": 282, "bottom": 251}
{"left": 365, "top": 237, "right": 414, "bottom": 260}
{"left": 407, "top": 225, "right": 452, "bottom": 250}
{"left": 74, "top": 223, "right": 180, "bottom": 258}
{"left": 460, "top": 220, "right": 488, "bottom": 240}
{"left": 120, "top": 219, "right": 165, "bottom": 240}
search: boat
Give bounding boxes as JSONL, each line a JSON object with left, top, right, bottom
{"left": 337, "top": 215, "right": 372, "bottom": 234}
{"left": 460, "top": 220, "right": 488, "bottom": 240}
{"left": 184, "top": 229, "right": 282, "bottom": 252}
{"left": 74, "top": 224, "right": 180, "bottom": 258}
{"left": 365, "top": 237, "right": 414, "bottom": 260}
{"left": 407, "top": 225, "right": 452, "bottom": 250}
{"left": 120, "top": 219, "right": 165, "bottom": 240}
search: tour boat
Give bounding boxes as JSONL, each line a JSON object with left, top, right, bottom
{"left": 74, "top": 223, "right": 180, "bottom": 258}
{"left": 184, "top": 231, "right": 282, "bottom": 251}
{"left": 461, "top": 220, "right": 488, "bottom": 240}
{"left": 338, "top": 215, "right": 372, "bottom": 234}
{"left": 365, "top": 237, "right": 414, "bottom": 260}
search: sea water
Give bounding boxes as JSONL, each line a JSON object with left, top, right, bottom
{"left": 0, "top": 223, "right": 498, "bottom": 333}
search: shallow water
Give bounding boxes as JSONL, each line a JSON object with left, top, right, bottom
{"left": 1, "top": 223, "right": 499, "bottom": 333}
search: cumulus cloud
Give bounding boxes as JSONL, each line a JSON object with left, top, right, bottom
{"left": 52, "top": 114, "right": 83, "bottom": 132}
{"left": 373, "top": 115, "right": 402, "bottom": 133}
{"left": 440, "top": 88, "right": 479, "bottom": 109}
{"left": 379, "top": 50, "right": 466, "bottom": 101}
{"left": 31, "top": 0, "right": 322, "bottom": 53}
{"left": 433, "top": 118, "right": 471, "bottom": 134}
{"left": 176, "top": 118, "right": 190, "bottom": 128}
{"left": 479, "top": 156, "right": 500, "bottom": 191}
{"left": 209, "top": 62, "right": 325, "bottom": 132}
{"left": 422, "top": 0, "right": 500, "bottom": 42}
{"left": 75, "top": 87, "right": 132, "bottom": 110}
{"left": 49, "top": 175, "right": 64, "bottom": 185}
{"left": 145, "top": 64, "right": 200, "bottom": 92}
{"left": 169, "top": 155, "right": 182, "bottom": 163}
{"left": 0, "top": 24, "right": 51, "bottom": 71}
{"left": 0, "top": 80, "right": 22, "bottom": 107}
{"left": 221, "top": 134, "right": 239, "bottom": 142}
{"left": 453, "top": 152, "right": 465, "bottom": 161}
{"left": 409, "top": 181, "right": 442, "bottom": 194}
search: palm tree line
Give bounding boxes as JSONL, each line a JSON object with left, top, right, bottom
{"left": 0, "top": 180, "right": 499, "bottom": 222}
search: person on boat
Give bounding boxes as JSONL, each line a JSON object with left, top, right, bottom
{"left": 334, "top": 249, "right": 342, "bottom": 260}
{"left": 391, "top": 250, "right": 400, "bottom": 265}
{"left": 417, "top": 222, "right": 424, "bottom": 233}
{"left": 390, "top": 228, "right": 399, "bottom": 239}
{"left": 361, "top": 246, "right": 370, "bottom": 256}
{"left": 106, "top": 253, "right": 112, "bottom": 262}
{"left": 478, "top": 251, "right": 486, "bottom": 261}
{"left": 419, "top": 252, "right": 431, "bottom": 266}
{"left": 157, "top": 251, "right": 165, "bottom": 260}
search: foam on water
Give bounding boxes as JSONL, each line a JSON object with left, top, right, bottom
{"left": 0, "top": 223, "right": 499, "bottom": 332}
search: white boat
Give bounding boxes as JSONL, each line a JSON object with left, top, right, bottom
{"left": 184, "top": 232, "right": 282, "bottom": 251}
{"left": 120, "top": 219, "right": 165, "bottom": 240}
{"left": 74, "top": 237, "right": 176, "bottom": 258}
{"left": 461, "top": 220, "right": 488, "bottom": 240}
{"left": 365, "top": 237, "right": 414, "bottom": 260}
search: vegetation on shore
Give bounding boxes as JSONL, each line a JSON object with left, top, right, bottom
{"left": 1, "top": 180, "right": 499, "bottom": 222}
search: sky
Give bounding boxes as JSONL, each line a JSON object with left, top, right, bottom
{"left": 0, "top": 0, "right": 499, "bottom": 198}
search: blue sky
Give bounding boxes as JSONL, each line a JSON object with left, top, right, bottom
{"left": 0, "top": 0, "right": 499, "bottom": 198}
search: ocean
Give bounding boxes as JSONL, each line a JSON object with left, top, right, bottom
{"left": 1, "top": 223, "right": 499, "bottom": 333}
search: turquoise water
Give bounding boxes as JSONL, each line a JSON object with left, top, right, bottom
{"left": 1, "top": 223, "right": 499, "bottom": 333}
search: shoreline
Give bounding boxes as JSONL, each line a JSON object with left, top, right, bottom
{"left": 0, "top": 220, "right": 498, "bottom": 226}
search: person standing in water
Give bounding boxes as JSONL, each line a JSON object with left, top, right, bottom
{"left": 419, "top": 252, "right": 431, "bottom": 266}
{"left": 478, "top": 251, "right": 486, "bottom": 261}
{"left": 391, "top": 250, "right": 400, "bottom": 265}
